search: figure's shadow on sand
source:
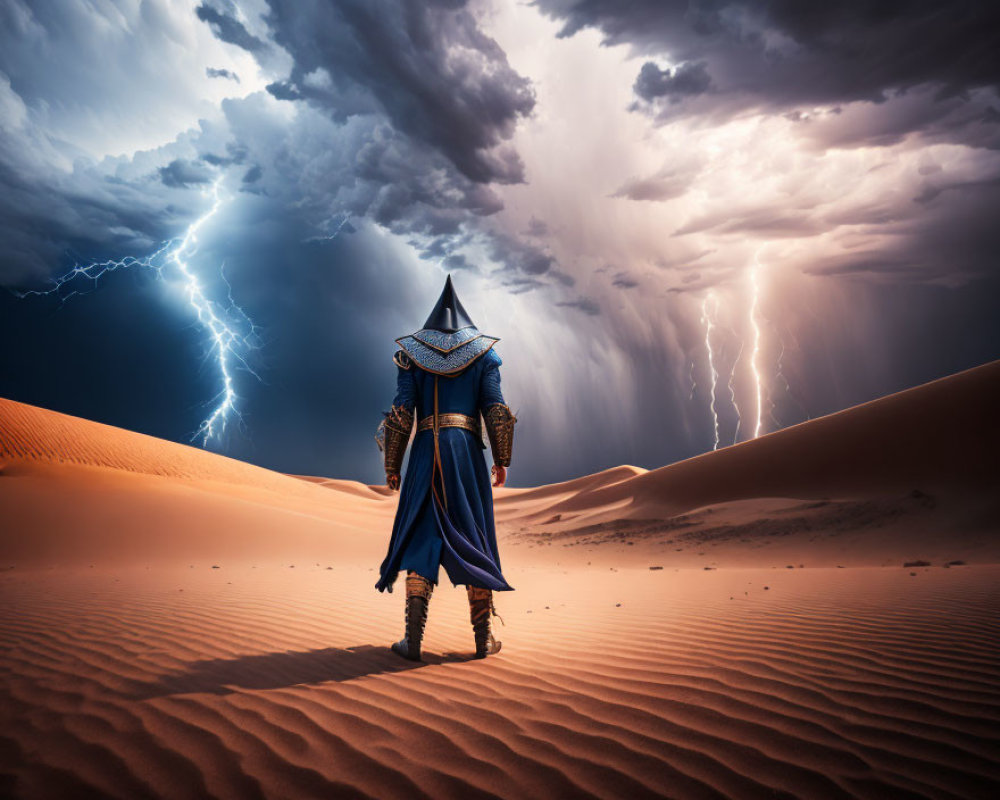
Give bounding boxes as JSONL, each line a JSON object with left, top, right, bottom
{"left": 130, "top": 645, "right": 472, "bottom": 699}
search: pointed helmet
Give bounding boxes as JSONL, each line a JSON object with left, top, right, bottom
{"left": 422, "top": 274, "right": 475, "bottom": 333}
{"left": 395, "top": 274, "right": 499, "bottom": 375}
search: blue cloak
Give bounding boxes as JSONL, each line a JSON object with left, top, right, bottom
{"left": 375, "top": 347, "right": 513, "bottom": 593}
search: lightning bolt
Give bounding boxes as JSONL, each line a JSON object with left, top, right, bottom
{"left": 169, "top": 179, "right": 261, "bottom": 444}
{"left": 305, "top": 213, "right": 351, "bottom": 244}
{"left": 16, "top": 242, "right": 173, "bottom": 303}
{"left": 17, "top": 177, "right": 260, "bottom": 446}
{"left": 698, "top": 245, "right": 797, "bottom": 449}
{"left": 748, "top": 246, "right": 765, "bottom": 440}
{"left": 701, "top": 292, "right": 721, "bottom": 450}
{"left": 768, "top": 335, "right": 786, "bottom": 429}
{"left": 728, "top": 338, "right": 744, "bottom": 445}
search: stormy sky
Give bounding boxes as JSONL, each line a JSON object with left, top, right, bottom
{"left": 1, "top": 0, "right": 998, "bottom": 486}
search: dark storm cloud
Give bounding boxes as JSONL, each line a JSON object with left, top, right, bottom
{"left": 159, "top": 158, "right": 214, "bottom": 188}
{"left": 0, "top": 145, "right": 196, "bottom": 285}
{"left": 582, "top": 0, "right": 1000, "bottom": 297}
{"left": 441, "top": 253, "right": 475, "bottom": 271}
{"left": 482, "top": 229, "right": 560, "bottom": 282}
{"left": 537, "top": 0, "right": 1000, "bottom": 144}
{"left": 633, "top": 60, "right": 711, "bottom": 103}
{"left": 201, "top": 145, "right": 249, "bottom": 168}
{"left": 1, "top": 0, "right": 542, "bottom": 285}
{"left": 195, "top": 4, "right": 270, "bottom": 55}
{"left": 500, "top": 275, "right": 546, "bottom": 295}
{"left": 611, "top": 273, "right": 639, "bottom": 289}
{"left": 261, "top": 0, "right": 536, "bottom": 185}
{"left": 264, "top": 80, "right": 300, "bottom": 101}
{"left": 241, "top": 164, "right": 263, "bottom": 184}
{"left": 206, "top": 67, "right": 240, "bottom": 82}
{"left": 550, "top": 269, "right": 575, "bottom": 287}
{"left": 555, "top": 297, "right": 600, "bottom": 315}
{"left": 806, "top": 177, "right": 1000, "bottom": 284}
{"left": 766, "top": 84, "right": 1000, "bottom": 153}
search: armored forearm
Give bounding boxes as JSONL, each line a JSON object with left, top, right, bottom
{"left": 383, "top": 405, "right": 414, "bottom": 477}
{"left": 483, "top": 403, "right": 516, "bottom": 467}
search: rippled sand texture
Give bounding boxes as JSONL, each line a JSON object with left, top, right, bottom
{"left": 2, "top": 565, "right": 998, "bottom": 799}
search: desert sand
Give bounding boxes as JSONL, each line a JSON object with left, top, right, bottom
{"left": 1, "top": 362, "right": 999, "bottom": 798}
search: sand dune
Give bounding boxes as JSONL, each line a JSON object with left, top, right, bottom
{"left": 0, "top": 397, "right": 343, "bottom": 496}
{"left": 496, "top": 361, "right": 1000, "bottom": 569}
{"left": 2, "top": 365, "right": 999, "bottom": 798}
{"left": 504, "top": 359, "right": 1000, "bottom": 520}
{"left": 0, "top": 397, "right": 394, "bottom": 567}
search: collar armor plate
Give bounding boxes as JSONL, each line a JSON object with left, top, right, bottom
{"left": 396, "top": 327, "right": 499, "bottom": 375}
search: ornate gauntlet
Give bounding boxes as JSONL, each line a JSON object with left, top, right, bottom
{"left": 483, "top": 403, "right": 516, "bottom": 467}
{"left": 382, "top": 404, "right": 414, "bottom": 477}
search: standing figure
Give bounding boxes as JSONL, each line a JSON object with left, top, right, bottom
{"left": 376, "top": 275, "right": 516, "bottom": 661}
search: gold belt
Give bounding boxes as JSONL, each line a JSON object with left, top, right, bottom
{"left": 417, "top": 413, "right": 480, "bottom": 435}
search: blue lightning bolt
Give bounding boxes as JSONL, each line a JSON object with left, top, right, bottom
{"left": 16, "top": 242, "right": 173, "bottom": 304}
{"left": 16, "top": 177, "right": 260, "bottom": 447}
{"left": 305, "top": 213, "right": 352, "bottom": 244}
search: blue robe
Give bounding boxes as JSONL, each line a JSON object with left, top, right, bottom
{"left": 376, "top": 347, "right": 513, "bottom": 593}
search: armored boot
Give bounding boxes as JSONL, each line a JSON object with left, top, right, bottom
{"left": 391, "top": 572, "right": 433, "bottom": 661}
{"left": 467, "top": 586, "right": 502, "bottom": 658}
